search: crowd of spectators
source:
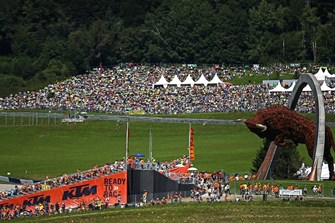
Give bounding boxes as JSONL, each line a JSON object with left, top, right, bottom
{"left": 0, "top": 155, "right": 192, "bottom": 220}
{"left": 0, "top": 153, "right": 326, "bottom": 220}
{"left": 0, "top": 64, "right": 333, "bottom": 220}
{"left": 0, "top": 160, "right": 126, "bottom": 202}
{"left": 0, "top": 155, "right": 191, "bottom": 202}
{"left": 189, "top": 173, "right": 322, "bottom": 203}
{"left": 1, "top": 64, "right": 335, "bottom": 115}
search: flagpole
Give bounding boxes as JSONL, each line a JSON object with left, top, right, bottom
{"left": 125, "top": 121, "right": 129, "bottom": 169}
{"left": 149, "top": 129, "right": 152, "bottom": 169}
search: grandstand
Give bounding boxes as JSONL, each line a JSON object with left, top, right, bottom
{"left": 1, "top": 64, "right": 335, "bottom": 220}
{"left": 1, "top": 65, "right": 335, "bottom": 115}
{"left": 0, "top": 158, "right": 198, "bottom": 219}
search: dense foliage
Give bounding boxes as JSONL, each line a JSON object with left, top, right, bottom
{"left": 252, "top": 139, "right": 303, "bottom": 179}
{"left": 1, "top": 0, "right": 335, "bottom": 94}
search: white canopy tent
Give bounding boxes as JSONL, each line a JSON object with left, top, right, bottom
{"left": 302, "top": 84, "right": 312, "bottom": 92}
{"left": 305, "top": 163, "right": 335, "bottom": 181}
{"left": 153, "top": 75, "right": 169, "bottom": 88}
{"left": 324, "top": 68, "right": 334, "bottom": 78}
{"left": 321, "top": 82, "right": 334, "bottom": 91}
{"left": 208, "top": 73, "right": 223, "bottom": 85}
{"left": 181, "top": 74, "right": 195, "bottom": 87}
{"left": 269, "top": 67, "right": 335, "bottom": 92}
{"left": 194, "top": 74, "right": 209, "bottom": 86}
{"left": 314, "top": 67, "right": 326, "bottom": 81}
{"left": 287, "top": 82, "right": 296, "bottom": 91}
{"left": 169, "top": 75, "right": 182, "bottom": 87}
{"left": 269, "top": 82, "right": 290, "bottom": 92}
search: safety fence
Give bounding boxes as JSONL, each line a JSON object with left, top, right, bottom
{"left": 127, "top": 190, "right": 192, "bottom": 204}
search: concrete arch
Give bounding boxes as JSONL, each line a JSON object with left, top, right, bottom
{"left": 287, "top": 73, "right": 325, "bottom": 181}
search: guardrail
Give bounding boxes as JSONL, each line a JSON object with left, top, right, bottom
{"left": 1, "top": 112, "right": 335, "bottom": 126}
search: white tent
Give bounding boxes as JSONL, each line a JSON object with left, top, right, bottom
{"left": 153, "top": 75, "right": 168, "bottom": 88}
{"left": 269, "top": 82, "right": 289, "bottom": 92}
{"left": 287, "top": 82, "right": 296, "bottom": 91}
{"left": 320, "top": 163, "right": 335, "bottom": 180}
{"left": 304, "top": 163, "right": 335, "bottom": 180}
{"left": 324, "top": 68, "right": 333, "bottom": 78}
{"left": 181, "top": 74, "right": 195, "bottom": 87}
{"left": 314, "top": 67, "right": 326, "bottom": 81}
{"left": 194, "top": 74, "right": 209, "bottom": 86}
{"left": 269, "top": 81, "right": 335, "bottom": 92}
{"left": 208, "top": 73, "right": 223, "bottom": 85}
{"left": 302, "top": 84, "right": 312, "bottom": 92}
{"left": 169, "top": 75, "right": 182, "bottom": 87}
{"left": 321, "top": 82, "right": 335, "bottom": 91}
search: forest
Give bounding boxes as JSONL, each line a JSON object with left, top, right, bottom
{"left": 0, "top": 0, "right": 335, "bottom": 95}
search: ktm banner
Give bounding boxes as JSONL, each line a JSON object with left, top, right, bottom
{"left": 0, "top": 171, "right": 127, "bottom": 211}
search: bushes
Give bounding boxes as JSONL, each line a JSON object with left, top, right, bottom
{"left": 0, "top": 75, "right": 25, "bottom": 96}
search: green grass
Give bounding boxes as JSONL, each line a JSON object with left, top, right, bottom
{"left": 0, "top": 112, "right": 335, "bottom": 180}
{"left": 0, "top": 119, "right": 259, "bottom": 179}
{"left": 1, "top": 112, "right": 335, "bottom": 222}
{"left": 15, "top": 200, "right": 335, "bottom": 223}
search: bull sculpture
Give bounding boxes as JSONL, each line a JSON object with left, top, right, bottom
{"left": 244, "top": 105, "right": 335, "bottom": 180}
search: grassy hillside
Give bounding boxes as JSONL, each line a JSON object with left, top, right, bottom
{"left": 0, "top": 113, "right": 325, "bottom": 180}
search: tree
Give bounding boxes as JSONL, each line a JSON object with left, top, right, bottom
{"left": 116, "top": 26, "right": 147, "bottom": 63}
{"left": 251, "top": 139, "right": 271, "bottom": 173}
{"left": 143, "top": 0, "right": 215, "bottom": 63}
{"left": 39, "top": 59, "right": 74, "bottom": 83}
{"left": 273, "top": 141, "right": 303, "bottom": 179}
{"left": 87, "top": 19, "right": 116, "bottom": 67}
{"left": 316, "top": 10, "right": 335, "bottom": 63}
{"left": 65, "top": 29, "right": 93, "bottom": 73}
{"left": 251, "top": 139, "right": 303, "bottom": 179}
{"left": 0, "top": 0, "right": 23, "bottom": 55}
{"left": 246, "top": 0, "right": 286, "bottom": 63}
{"left": 300, "top": 7, "right": 321, "bottom": 62}
{"left": 0, "top": 75, "right": 25, "bottom": 96}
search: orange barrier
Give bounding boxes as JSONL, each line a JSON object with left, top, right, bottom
{"left": 0, "top": 171, "right": 127, "bottom": 210}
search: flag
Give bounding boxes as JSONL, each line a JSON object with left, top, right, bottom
{"left": 189, "top": 125, "right": 195, "bottom": 161}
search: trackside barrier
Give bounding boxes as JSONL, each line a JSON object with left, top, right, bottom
{"left": 168, "top": 173, "right": 198, "bottom": 185}
{"left": 127, "top": 191, "right": 190, "bottom": 204}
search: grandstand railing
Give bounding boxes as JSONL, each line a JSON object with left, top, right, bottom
{"left": 128, "top": 190, "right": 191, "bottom": 204}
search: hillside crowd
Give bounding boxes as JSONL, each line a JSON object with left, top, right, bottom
{"left": 1, "top": 64, "right": 335, "bottom": 114}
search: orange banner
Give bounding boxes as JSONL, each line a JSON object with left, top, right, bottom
{"left": 0, "top": 171, "right": 127, "bottom": 211}
{"left": 189, "top": 127, "right": 195, "bottom": 160}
